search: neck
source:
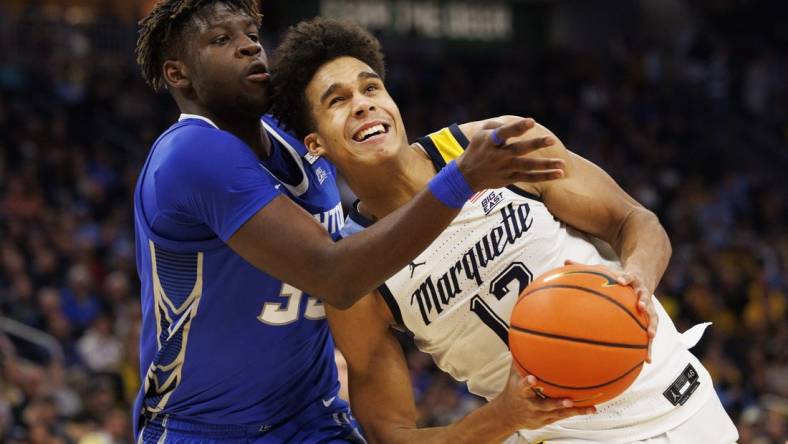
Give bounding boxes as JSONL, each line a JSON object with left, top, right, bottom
{"left": 180, "top": 103, "right": 271, "bottom": 158}
{"left": 348, "top": 144, "right": 436, "bottom": 220}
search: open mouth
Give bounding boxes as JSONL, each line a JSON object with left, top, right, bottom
{"left": 247, "top": 72, "right": 270, "bottom": 82}
{"left": 246, "top": 63, "right": 270, "bottom": 82}
{"left": 352, "top": 123, "right": 390, "bottom": 142}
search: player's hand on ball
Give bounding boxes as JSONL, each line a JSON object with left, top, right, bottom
{"left": 616, "top": 266, "right": 658, "bottom": 363}
{"left": 564, "top": 260, "right": 658, "bottom": 363}
{"left": 456, "top": 118, "right": 565, "bottom": 191}
{"left": 493, "top": 363, "right": 595, "bottom": 431}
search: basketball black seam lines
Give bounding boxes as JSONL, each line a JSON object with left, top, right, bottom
{"left": 510, "top": 325, "right": 648, "bottom": 349}
{"left": 520, "top": 284, "right": 648, "bottom": 331}
{"left": 513, "top": 353, "right": 644, "bottom": 390}
{"left": 509, "top": 325, "right": 648, "bottom": 349}
{"left": 563, "top": 270, "right": 618, "bottom": 286}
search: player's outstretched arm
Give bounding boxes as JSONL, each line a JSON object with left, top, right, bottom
{"left": 461, "top": 116, "right": 669, "bottom": 358}
{"left": 229, "top": 118, "right": 559, "bottom": 309}
{"left": 326, "top": 293, "right": 591, "bottom": 444}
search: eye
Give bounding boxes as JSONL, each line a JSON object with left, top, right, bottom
{"left": 247, "top": 33, "right": 259, "bottom": 43}
{"left": 329, "top": 96, "right": 345, "bottom": 106}
{"left": 365, "top": 83, "right": 379, "bottom": 93}
{"left": 212, "top": 35, "right": 230, "bottom": 45}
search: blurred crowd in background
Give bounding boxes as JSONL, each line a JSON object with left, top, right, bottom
{"left": 0, "top": 0, "right": 786, "bottom": 443}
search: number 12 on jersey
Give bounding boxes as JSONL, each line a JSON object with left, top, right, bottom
{"left": 469, "top": 262, "right": 532, "bottom": 345}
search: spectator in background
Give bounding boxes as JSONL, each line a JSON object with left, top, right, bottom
{"left": 59, "top": 264, "right": 101, "bottom": 333}
{"left": 76, "top": 313, "right": 122, "bottom": 374}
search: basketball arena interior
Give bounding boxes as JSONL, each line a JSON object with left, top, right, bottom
{"left": 0, "top": 0, "right": 785, "bottom": 442}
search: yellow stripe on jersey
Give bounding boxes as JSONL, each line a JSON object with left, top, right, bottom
{"left": 427, "top": 127, "right": 465, "bottom": 163}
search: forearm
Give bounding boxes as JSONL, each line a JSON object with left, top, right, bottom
{"left": 230, "top": 190, "right": 460, "bottom": 309}
{"left": 321, "top": 190, "right": 458, "bottom": 308}
{"left": 613, "top": 208, "right": 672, "bottom": 295}
{"left": 370, "top": 400, "right": 516, "bottom": 444}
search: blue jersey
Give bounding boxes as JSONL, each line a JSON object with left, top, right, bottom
{"left": 133, "top": 115, "right": 345, "bottom": 436}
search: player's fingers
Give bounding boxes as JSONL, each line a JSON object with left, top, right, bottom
{"left": 468, "top": 121, "right": 504, "bottom": 150}
{"left": 616, "top": 272, "right": 634, "bottom": 286}
{"left": 521, "top": 382, "right": 551, "bottom": 402}
{"left": 481, "top": 119, "right": 504, "bottom": 130}
{"left": 648, "top": 310, "right": 658, "bottom": 338}
{"left": 533, "top": 397, "right": 574, "bottom": 411}
{"left": 490, "top": 118, "right": 536, "bottom": 146}
{"left": 508, "top": 155, "right": 563, "bottom": 171}
{"left": 637, "top": 299, "right": 648, "bottom": 316}
{"left": 548, "top": 406, "right": 597, "bottom": 422}
{"left": 638, "top": 294, "right": 657, "bottom": 363}
{"left": 635, "top": 292, "right": 656, "bottom": 364}
{"left": 505, "top": 136, "right": 556, "bottom": 155}
{"left": 510, "top": 169, "right": 564, "bottom": 183}
{"left": 517, "top": 374, "right": 539, "bottom": 396}
{"left": 518, "top": 377, "right": 540, "bottom": 398}
{"left": 636, "top": 290, "right": 650, "bottom": 313}
{"left": 505, "top": 157, "right": 564, "bottom": 172}
{"left": 650, "top": 309, "right": 659, "bottom": 335}
{"left": 637, "top": 293, "right": 658, "bottom": 334}
{"left": 518, "top": 374, "right": 537, "bottom": 392}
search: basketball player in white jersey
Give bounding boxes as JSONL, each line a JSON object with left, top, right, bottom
{"left": 271, "top": 18, "right": 738, "bottom": 444}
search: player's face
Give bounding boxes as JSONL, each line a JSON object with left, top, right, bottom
{"left": 304, "top": 56, "right": 407, "bottom": 169}
{"left": 187, "top": 3, "right": 270, "bottom": 115}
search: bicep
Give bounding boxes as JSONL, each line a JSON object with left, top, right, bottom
{"left": 540, "top": 149, "right": 645, "bottom": 243}
{"left": 227, "top": 195, "right": 337, "bottom": 295}
{"left": 326, "top": 295, "right": 419, "bottom": 442}
{"left": 463, "top": 117, "right": 646, "bottom": 243}
{"left": 169, "top": 134, "right": 284, "bottom": 241}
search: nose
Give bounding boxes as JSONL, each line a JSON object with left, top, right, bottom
{"left": 353, "top": 96, "right": 375, "bottom": 118}
{"left": 237, "top": 36, "right": 262, "bottom": 58}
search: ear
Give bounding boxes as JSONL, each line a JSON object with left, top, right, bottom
{"left": 162, "top": 59, "right": 191, "bottom": 90}
{"left": 304, "top": 132, "right": 327, "bottom": 158}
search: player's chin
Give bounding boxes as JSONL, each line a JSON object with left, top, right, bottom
{"left": 358, "top": 142, "right": 401, "bottom": 164}
{"left": 240, "top": 90, "right": 272, "bottom": 115}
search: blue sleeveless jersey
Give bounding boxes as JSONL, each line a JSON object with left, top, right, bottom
{"left": 133, "top": 115, "right": 344, "bottom": 434}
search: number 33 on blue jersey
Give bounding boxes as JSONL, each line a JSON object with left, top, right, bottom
{"left": 258, "top": 283, "right": 326, "bottom": 325}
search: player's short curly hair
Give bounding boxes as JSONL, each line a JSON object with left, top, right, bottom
{"left": 271, "top": 17, "right": 385, "bottom": 138}
{"left": 136, "top": 0, "right": 261, "bottom": 92}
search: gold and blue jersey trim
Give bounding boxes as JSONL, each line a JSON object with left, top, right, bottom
{"left": 416, "top": 123, "right": 469, "bottom": 170}
{"left": 141, "top": 240, "right": 205, "bottom": 413}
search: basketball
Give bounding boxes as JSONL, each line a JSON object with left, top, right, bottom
{"left": 508, "top": 264, "right": 649, "bottom": 406}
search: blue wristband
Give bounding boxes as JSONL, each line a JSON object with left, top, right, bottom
{"left": 428, "top": 160, "right": 475, "bottom": 208}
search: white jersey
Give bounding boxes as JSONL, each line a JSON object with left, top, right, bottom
{"left": 341, "top": 125, "right": 720, "bottom": 443}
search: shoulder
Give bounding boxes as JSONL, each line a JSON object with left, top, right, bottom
{"left": 458, "top": 115, "right": 567, "bottom": 160}
{"left": 165, "top": 121, "right": 251, "bottom": 156}
{"left": 459, "top": 115, "right": 574, "bottom": 195}
{"left": 457, "top": 115, "right": 557, "bottom": 140}
{"left": 156, "top": 121, "right": 258, "bottom": 175}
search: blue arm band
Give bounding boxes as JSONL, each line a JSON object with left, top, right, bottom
{"left": 427, "top": 160, "right": 475, "bottom": 208}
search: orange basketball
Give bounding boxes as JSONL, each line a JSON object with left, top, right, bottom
{"left": 508, "top": 264, "right": 649, "bottom": 406}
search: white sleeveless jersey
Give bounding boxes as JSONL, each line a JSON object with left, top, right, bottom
{"left": 341, "top": 125, "right": 717, "bottom": 443}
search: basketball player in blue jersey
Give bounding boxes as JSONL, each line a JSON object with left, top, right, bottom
{"left": 270, "top": 18, "right": 738, "bottom": 443}
{"left": 132, "top": 1, "right": 565, "bottom": 442}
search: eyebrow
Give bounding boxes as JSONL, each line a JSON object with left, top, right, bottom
{"left": 319, "top": 71, "right": 382, "bottom": 104}
{"left": 204, "top": 16, "right": 258, "bottom": 32}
